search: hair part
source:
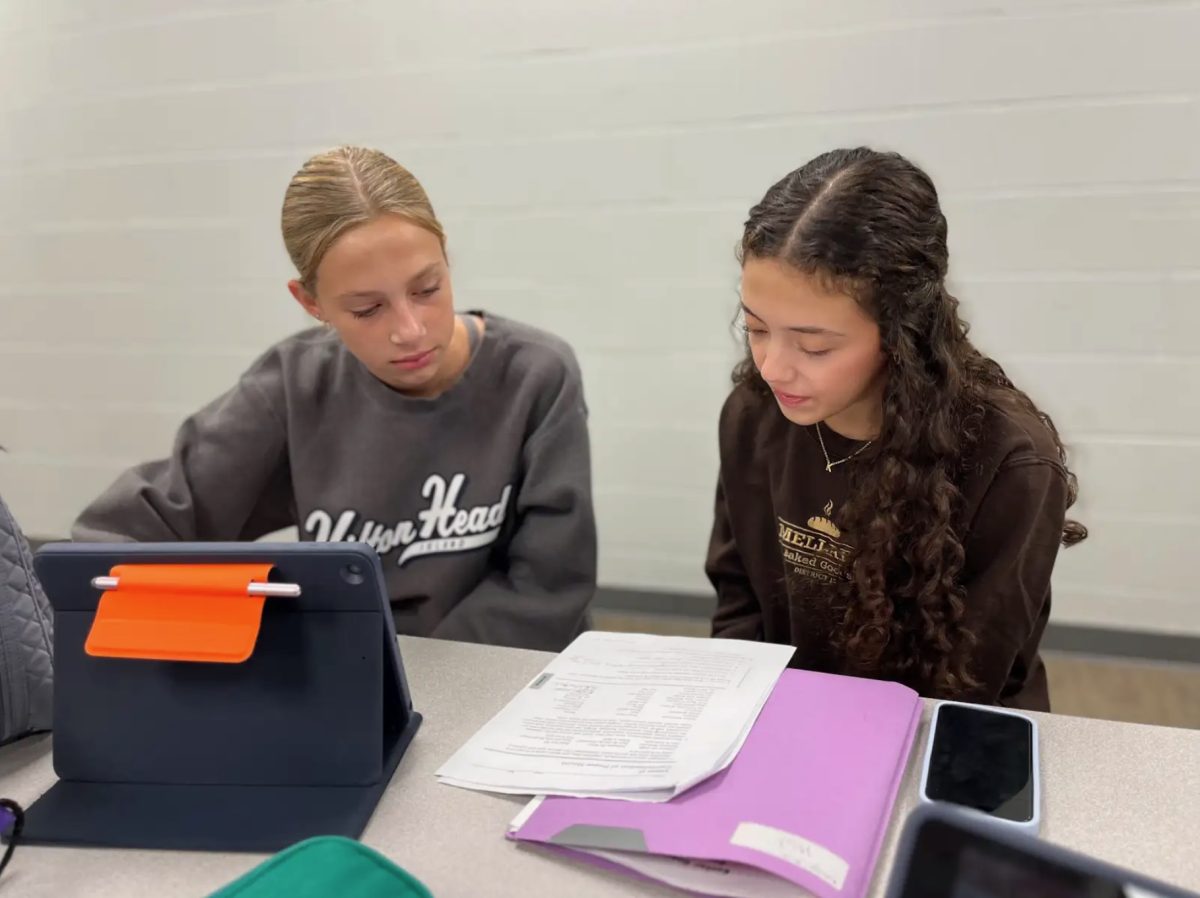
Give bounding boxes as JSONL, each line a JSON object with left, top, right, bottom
{"left": 736, "top": 147, "right": 1086, "bottom": 698}
{"left": 281, "top": 145, "right": 445, "bottom": 291}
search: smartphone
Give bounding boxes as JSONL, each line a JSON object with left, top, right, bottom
{"left": 918, "top": 701, "right": 1040, "bottom": 833}
{"left": 886, "top": 804, "right": 1197, "bottom": 898}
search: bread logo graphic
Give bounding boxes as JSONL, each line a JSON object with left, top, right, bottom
{"left": 807, "top": 500, "right": 842, "bottom": 539}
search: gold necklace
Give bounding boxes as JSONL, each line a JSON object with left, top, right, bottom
{"left": 815, "top": 422, "right": 873, "bottom": 473}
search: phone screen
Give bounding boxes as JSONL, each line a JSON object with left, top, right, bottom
{"left": 925, "top": 704, "right": 1034, "bottom": 823}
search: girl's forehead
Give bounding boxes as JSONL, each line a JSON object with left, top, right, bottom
{"left": 740, "top": 258, "right": 872, "bottom": 331}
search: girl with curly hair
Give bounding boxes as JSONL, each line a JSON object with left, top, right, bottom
{"left": 707, "top": 148, "right": 1085, "bottom": 710}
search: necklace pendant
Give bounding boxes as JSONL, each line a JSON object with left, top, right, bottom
{"left": 825, "top": 463, "right": 833, "bottom": 473}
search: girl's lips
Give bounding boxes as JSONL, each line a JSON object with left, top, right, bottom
{"left": 390, "top": 349, "right": 436, "bottom": 370}
{"left": 773, "top": 390, "right": 812, "bottom": 407}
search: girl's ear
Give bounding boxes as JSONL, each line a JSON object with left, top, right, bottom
{"left": 287, "top": 280, "right": 323, "bottom": 322}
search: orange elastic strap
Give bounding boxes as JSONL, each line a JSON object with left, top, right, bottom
{"left": 85, "top": 563, "right": 276, "bottom": 663}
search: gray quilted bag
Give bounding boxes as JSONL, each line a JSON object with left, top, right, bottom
{"left": 0, "top": 492, "right": 53, "bottom": 743}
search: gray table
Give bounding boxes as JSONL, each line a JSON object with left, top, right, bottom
{"left": 1, "top": 637, "right": 1198, "bottom": 897}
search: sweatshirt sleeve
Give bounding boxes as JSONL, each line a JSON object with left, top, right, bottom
{"left": 958, "top": 457, "right": 1069, "bottom": 706}
{"left": 706, "top": 473, "right": 765, "bottom": 640}
{"left": 71, "top": 355, "right": 294, "bottom": 543}
{"left": 706, "top": 391, "right": 765, "bottom": 641}
{"left": 430, "top": 354, "right": 596, "bottom": 651}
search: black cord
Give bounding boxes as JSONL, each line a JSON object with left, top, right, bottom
{"left": 0, "top": 799, "right": 24, "bottom": 878}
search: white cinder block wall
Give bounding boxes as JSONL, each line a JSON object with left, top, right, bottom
{"left": 1, "top": 1, "right": 1197, "bottom": 634}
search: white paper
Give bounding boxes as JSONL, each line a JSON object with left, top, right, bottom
{"left": 445, "top": 683, "right": 773, "bottom": 803}
{"left": 439, "top": 775, "right": 674, "bottom": 802}
{"left": 437, "top": 632, "right": 793, "bottom": 800}
{"left": 582, "top": 848, "right": 813, "bottom": 898}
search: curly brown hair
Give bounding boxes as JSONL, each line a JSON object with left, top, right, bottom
{"left": 736, "top": 147, "right": 1086, "bottom": 698}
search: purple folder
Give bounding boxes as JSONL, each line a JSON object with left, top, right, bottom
{"left": 510, "top": 668, "right": 922, "bottom": 898}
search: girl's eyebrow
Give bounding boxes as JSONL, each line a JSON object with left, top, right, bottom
{"left": 739, "top": 302, "right": 844, "bottom": 336}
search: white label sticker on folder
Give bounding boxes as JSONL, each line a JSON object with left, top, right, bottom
{"left": 730, "top": 822, "right": 849, "bottom": 890}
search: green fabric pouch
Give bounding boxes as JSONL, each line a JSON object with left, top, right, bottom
{"left": 209, "top": 836, "right": 433, "bottom": 898}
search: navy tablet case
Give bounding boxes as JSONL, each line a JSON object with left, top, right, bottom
{"left": 19, "top": 542, "right": 421, "bottom": 852}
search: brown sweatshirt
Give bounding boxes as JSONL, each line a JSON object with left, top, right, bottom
{"left": 706, "top": 384, "right": 1071, "bottom": 710}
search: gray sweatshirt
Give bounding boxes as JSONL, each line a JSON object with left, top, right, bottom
{"left": 72, "top": 312, "right": 597, "bottom": 651}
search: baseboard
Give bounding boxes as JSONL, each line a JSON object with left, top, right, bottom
{"left": 594, "top": 586, "right": 1200, "bottom": 666}
{"left": 595, "top": 586, "right": 717, "bottom": 618}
